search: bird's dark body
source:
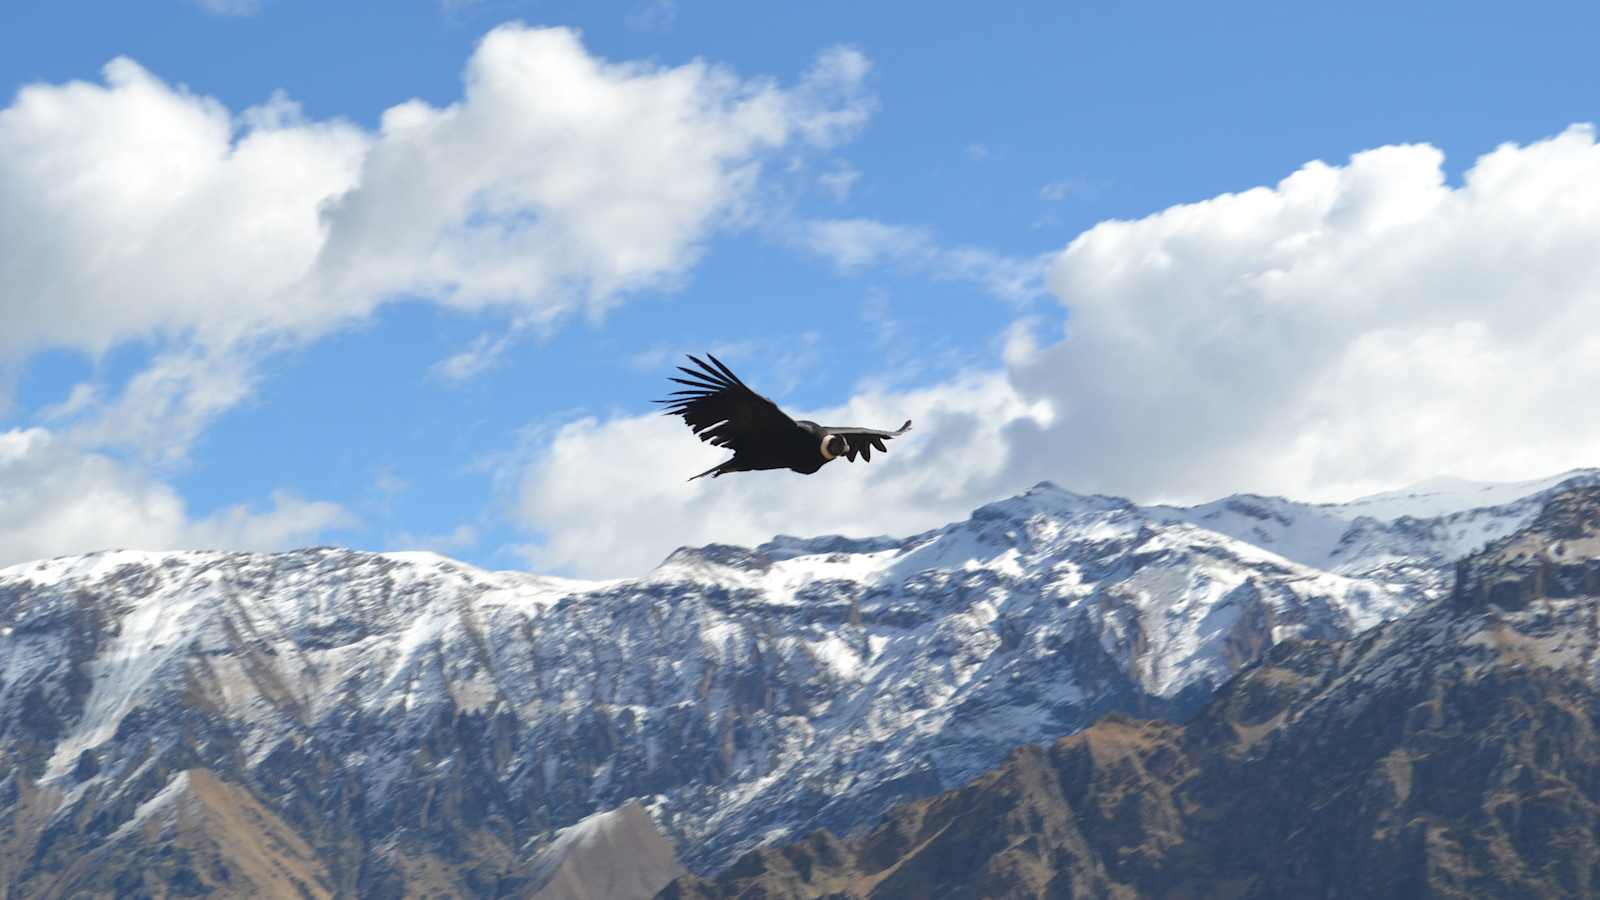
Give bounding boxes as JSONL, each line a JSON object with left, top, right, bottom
{"left": 656, "top": 354, "right": 911, "bottom": 480}
{"left": 717, "top": 420, "right": 831, "bottom": 476}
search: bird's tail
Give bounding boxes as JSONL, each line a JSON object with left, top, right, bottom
{"left": 689, "top": 460, "right": 728, "bottom": 481}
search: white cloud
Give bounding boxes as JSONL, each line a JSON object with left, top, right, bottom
{"left": 514, "top": 125, "right": 1600, "bottom": 577}
{"left": 0, "top": 26, "right": 872, "bottom": 560}
{"left": 787, "top": 48, "right": 875, "bottom": 150}
{"left": 802, "top": 218, "right": 926, "bottom": 269}
{"left": 512, "top": 371, "right": 1050, "bottom": 576}
{"left": 0, "top": 27, "right": 872, "bottom": 438}
{"left": 311, "top": 27, "right": 829, "bottom": 323}
{"left": 801, "top": 218, "right": 1050, "bottom": 302}
{"left": 0, "top": 70, "right": 367, "bottom": 361}
{"left": 62, "top": 348, "right": 259, "bottom": 465}
{"left": 1006, "top": 124, "right": 1600, "bottom": 503}
{"left": 431, "top": 331, "right": 520, "bottom": 383}
{"left": 0, "top": 428, "right": 352, "bottom": 567}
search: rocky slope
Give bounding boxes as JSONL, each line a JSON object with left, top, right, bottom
{"left": 0, "top": 471, "right": 1594, "bottom": 894}
{"left": 665, "top": 483, "right": 1600, "bottom": 898}
{"left": 528, "top": 802, "right": 684, "bottom": 900}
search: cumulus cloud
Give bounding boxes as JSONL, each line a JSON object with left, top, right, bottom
{"left": 0, "top": 428, "right": 352, "bottom": 567}
{"left": 0, "top": 26, "right": 871, "bottom": 559}
{"left": 0, "top": 26, "right": 870, "bottom": 430}
{"left": 1007, "top": 124, "right": 1600, "bottom": 503}
{"left": 514, "top": 125, "right": 1600, "bottom": 577}
{"left": 0, "top": 72, "right": 366, "bottom": 361}
{"left": 312, "top": 30, "right": 863, "bottom": 324}
{"left": 514, "top": 372, "right": 1051, "bottom": 575}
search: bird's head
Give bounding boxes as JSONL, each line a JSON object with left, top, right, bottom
{"left": 822, "top": 434, "right": 847, "bottom": 460}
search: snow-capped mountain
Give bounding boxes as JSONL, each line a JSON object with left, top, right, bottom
{"left": 0, "top": 470, "right": 1594, "bottom": 894}
{"left": 1156, "top": 467, "right": 1600, "bottom": 584}
{"left": 667, "top": 480, "right": 1600, "bottom": 899}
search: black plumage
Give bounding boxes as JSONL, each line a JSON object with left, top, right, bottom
{"left": 657, "top": 354, "right": 912, "bottom": 480}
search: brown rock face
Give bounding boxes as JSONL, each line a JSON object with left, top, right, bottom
{"left": 7, "top": 768, "right": 336, "bottom": 899}
{"left": 529, "top": 801, "right": 687, "bottom": 900}
{"left": 666, "top": 487, "right": 1600, "bottom": 899}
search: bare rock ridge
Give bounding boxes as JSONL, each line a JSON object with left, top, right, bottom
{"left": 529, "top": 801, "right": 686, "bottom": 900}
{"left": 0, "top": 471, "right": 1596, "bottom": 894}
{"left": 663, "top": 484, "right": 1600, "bottom": 899}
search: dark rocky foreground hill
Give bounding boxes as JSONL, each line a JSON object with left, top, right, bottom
{"left": 663, "top": 486, "right": 1600, "bottom": 899}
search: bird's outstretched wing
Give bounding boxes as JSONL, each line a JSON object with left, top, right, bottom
{"left": 656, "top": 354, "right": 805, "bottom": 452}
{"left": 817, "top": 420, "right": 913, "bottom": 462}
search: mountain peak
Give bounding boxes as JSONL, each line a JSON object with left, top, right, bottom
{"left": 968, "top": 482, "right": 1133, "bottom": 523}
{"left": 658, "top": 543, "right": 776, "bottom": 572}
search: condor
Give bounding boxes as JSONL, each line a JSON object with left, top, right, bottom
{"left": 658, "top": 354, "right": 912, "bottom": 480}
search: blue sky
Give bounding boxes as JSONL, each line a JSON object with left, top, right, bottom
{"left": 3, "top": 0, "right": 1600, "bottom": 576}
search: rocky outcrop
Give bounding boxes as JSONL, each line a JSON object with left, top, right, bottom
{"left": 529, "top": 802, "right": 685, "bottom": 900}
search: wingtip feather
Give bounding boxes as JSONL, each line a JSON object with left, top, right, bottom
{"left": 685, "top": 355, "right": 734, "bottom": 388}
{"left": 704, "top": 352, "right": 749, "bottom": 388}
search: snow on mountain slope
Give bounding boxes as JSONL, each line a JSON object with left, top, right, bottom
{"left": 1154, "top": 468, "right": 1600, "bottom": 582}
{"left": 0, "top": 472, "right": 1595, "bottom": 887}
{"left": 665, "top": 482, "right": 1600, "bottom": 900}
{"left": 1336, "top": 469, "right": 1600, "bottom": 520}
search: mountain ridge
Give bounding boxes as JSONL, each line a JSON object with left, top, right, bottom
{"left": 2, "top": 471, "right": 1596, "bottom": 894}
{"left": 664, "top": 482, "right": 1600, "bottom": 898}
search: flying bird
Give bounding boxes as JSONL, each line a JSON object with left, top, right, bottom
{"left": 657, "top": 354, "right": 912, "bottom": 480}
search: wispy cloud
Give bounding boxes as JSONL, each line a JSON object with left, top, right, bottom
{"left": 389, "top": 523, "right": 480, "bottom": 554}
{"left": 630, "top": 334, "right": 822, "bottom": 395}
{"left": 625, "top": 0, "right": 677, "bottom": 32}
{"left": 192, "top": 0, "right": 263, "bottom": 16}
{"left": 431, "top": 331, "right": 520, "bottom": 383}
{"left": 819, "top": 162, "right": 861, "bottom": 201}
{"left": 799, "top": 218, "right": 1051, "bottom": 303}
